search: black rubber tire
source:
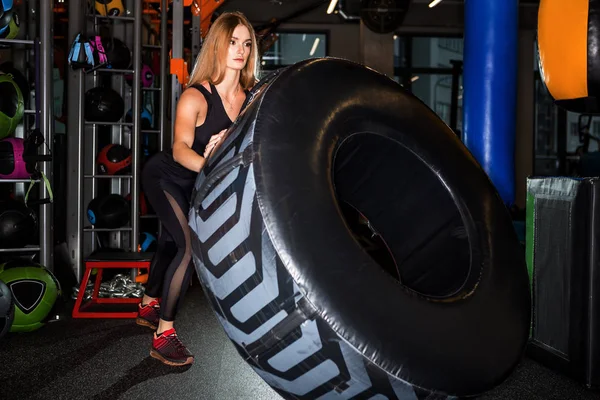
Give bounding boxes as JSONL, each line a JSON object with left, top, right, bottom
{"left": 189, "top": 57, "right": 530, "bottom": 399}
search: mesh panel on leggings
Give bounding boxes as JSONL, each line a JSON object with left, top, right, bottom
{"left": 161, "top": 190, "right": 193, "bottom": 321}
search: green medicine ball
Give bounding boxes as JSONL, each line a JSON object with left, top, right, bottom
{"left": 0, "top": 10, "right": 20, "bottom": 40}
{"left": 0, "top": 73, "right": 24, "bottom": 139}
{"left": 0, "top": 260, "right": 61, "bottom": 332}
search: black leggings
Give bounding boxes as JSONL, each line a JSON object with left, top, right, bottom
{"left": 142, "top": 178, "right": 194, "bottom": 322}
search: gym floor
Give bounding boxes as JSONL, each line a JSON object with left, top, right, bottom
{"left": 1, "top": 282, "right": 598, "bottom": 400}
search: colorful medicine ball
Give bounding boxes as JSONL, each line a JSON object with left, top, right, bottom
{"left": 0, "top": 73, "right": 24, "bottom": 139}
{"left": 139, "top": 232, "right": 157, "bottom": 252}
{"left": 94, "top": 0, "right": 124, "bottom": 17}
{"left": 538, "top": 0, "right": 600, "bottom": 113}
{"left": 0, "top": 8, "right": 18, "bottom": 39}
{"left": 0, "top": 137, "right": 31, "bottom": 179}
{"left": 125, "top": 107, "right": 152, "bottom": 129}
{"left": 0, "top": 260, "right": 61, "bottom": 333}
{"left": 87, "top": 193, "right": 130, "bottom": 228}
{"left": 97, "top": 143, "right": 131, "bottom": 175}
{"left": 84, "top": 87, "right": 125, "bottom": 123}
{"left": 0, "top": 199, "right": 37, "bottom": 249}
{"left": 0, "top": 279, "right": 13, "bottom": 339}
{"left": 125, "top": 64, "right": 154, "bottom": 88}
{"left": 125, "top": 192, "right": 148, "bottom": 215}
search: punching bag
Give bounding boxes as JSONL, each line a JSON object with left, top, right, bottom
{"left": 463, "top": 0, "right": 519, "bottom": 206}
{"left": 538, "top": 0, "right": 600, "bottom": 114}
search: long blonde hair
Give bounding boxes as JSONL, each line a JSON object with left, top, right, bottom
{"left": 188, "top": 12, "right": 259, "bottom": 90}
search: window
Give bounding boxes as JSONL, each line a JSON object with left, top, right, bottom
{"left": 393, "top": 36, "right": 463, "bottom": 135}
{"left": 261, "top": 32, "right": 327, "bottom": 72}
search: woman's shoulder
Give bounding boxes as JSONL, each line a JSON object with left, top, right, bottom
{"left": 179, "top": 83, "right": 209, "bottom": 109}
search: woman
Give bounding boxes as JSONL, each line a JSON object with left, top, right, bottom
{"left": 138, "top": 11, "right": 259, "bottom": 367}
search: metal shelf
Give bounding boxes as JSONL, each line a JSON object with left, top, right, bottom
{"left": 85, "top": 121, "right": 133, "bottom": 126}
{"left": 0, "top": 38, "right": 36, "bottom": 45}
{"left": 68, "top": 0, "right": 166, "bottom": 283}
{"left": 84, "top": 175, "right": 133, "bottom": 179}
{"left": 89, "top": 14, "right": 135, "bottom": 22}
{"left": 0, "top": 179, "right": 40, "bottom": 183}
{"left": 0, "top": 247, "right": 41, "bottom": 253}
{"left": 84, "top": 227, "right": 133, "bottom": 232}
{"left": 95, "top": 68, "right": 135, "bottom": 74}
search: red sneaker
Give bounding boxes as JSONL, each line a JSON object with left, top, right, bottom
{"left": 150, "top": 328, "right": 194, "bottom": 366}
{"left": 136, "top": 299, "right": 160, "bottom": 330}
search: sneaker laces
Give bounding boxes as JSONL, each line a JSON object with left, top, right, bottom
{"left": 160, "top": 329, "right": 188, "bottom": 353}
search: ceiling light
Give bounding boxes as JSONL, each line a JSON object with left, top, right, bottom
{"left": 429, "top": 0, "right": 443, "bottom": 8}
{"left": 327, "top": 0, "right": 339, "bottom": 14}
{"left": 310, "top": 38, "right": 320, "bottom": 56}
{"left": 411, "top": 76, "right": 420, "bottom": 82}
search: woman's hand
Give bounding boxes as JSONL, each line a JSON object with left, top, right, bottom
{"left": 203, "top": 129, "right": 227, "bottom": 159}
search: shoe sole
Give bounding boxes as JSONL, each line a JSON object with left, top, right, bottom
{"left": 150, "top": 349, "right": 194, "bottom": 366}
{"left": 136, "top": 317, "right": 158, "bottom": 330}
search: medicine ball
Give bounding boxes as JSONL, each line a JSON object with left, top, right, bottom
{"left": 0, "top": 259, "right": 61, "bottom": 333}
{"left": 0, "top": 279, "right": 13, "bottom": 340}
{"left": 103, "top": 37, "right": 131, "bottom": 70}
{"left": 87, "top": 193, "right": 130, "bottom": 229}
{"left": 125, "top": 107, "right": 152, "bottom": 129}
{"left": 125, "top": 192, "right": 148, "bottom": 215}
{"left": 0, "top": 137, "right": 31, "bottom": 179}
{"left": 0, "top": 73, "right": 24, "bottom": 139}
{"left": 97, "top": 143, "right": 131, "bottom": 175}
{"left": 125, "top": 64, "right": 154, "bottom": 88}
{"left": 84, "top": 87, "right": 125, "bottom": 123}
{"left": 538, "top": 0, "right": 600, "bottom": 113}
{"left": 0, "top": 8, "right": 18, "bottom": 39}
{"left": 139, "top": 232, "right": 157, "bottom": 252}
{"left": 0, "top": 63, "right": 30, "bottom": 109}
{"left": 1, "top": 0, "right": 14, "bottom": 14}
{"left": 94, "top": 0, "right": 124, "bottom": 17}
{"left": 0, "top": 199, "right": 36, "bottom": 249}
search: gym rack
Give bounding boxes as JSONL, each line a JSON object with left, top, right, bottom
{"left": 0, "top": 1, "right": 54, "bottom": 271}
{"left": 66, "top": 0, "right": 169, "bottom": 282}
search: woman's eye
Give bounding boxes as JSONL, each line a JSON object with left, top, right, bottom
{"left": 230, "top": 40, "right": 236, "bottom": 45}
{"left": 245, "top": 42, "right": 252, "bottom": 47}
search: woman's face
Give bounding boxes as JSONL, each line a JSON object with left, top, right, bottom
{"left": 227, "top": 24, "right": 252, "bottom": 71}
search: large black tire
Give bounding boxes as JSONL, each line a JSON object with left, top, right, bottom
{"left": 189, "top": 58, "right": 530, "bottom": 399}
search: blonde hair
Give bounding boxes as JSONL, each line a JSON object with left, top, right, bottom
{"left": 188, "top": 11, "right": 259, "bottom": 90}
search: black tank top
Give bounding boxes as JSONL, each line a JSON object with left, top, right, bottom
{"left": 143, "top": 83, "right": 247, "bottom": 187}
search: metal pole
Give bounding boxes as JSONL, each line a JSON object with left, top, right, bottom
{"left": 191, "top": 13, "right": 201, "bottom": 62}
{"left": 171, "top": 0, "right": 184, "bottom": 144}
{"left": 39, "top": 0, "right": 54, "bottom": 270}
{"left": 131, "top": 0, "right": 142, "bottom": 253}
{"left": 160, "top": 0, "right": 169, "bottom": 151}
{"left": 66, "top": 0, "right": 85, "bottom": 281}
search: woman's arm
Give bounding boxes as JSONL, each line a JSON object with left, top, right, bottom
{"left": 172, "top": 88, "right": 208, "bottom": 173}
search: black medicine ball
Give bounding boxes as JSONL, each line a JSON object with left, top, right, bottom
{"left": 103, "top": 37, "right": 131, "bottom": 70}
{"left": 0, "top": 199, "right": 37, "bottom": 249}
{"left": 87, "top": 194, "right": 130, "bottom": 229}
{"left": 0, "top": 62, "right": 30, "bottom": 108}
{"left": 84, "top": 87, "right": 125, "bottom": 123}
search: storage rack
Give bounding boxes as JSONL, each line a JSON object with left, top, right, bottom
{"left": 66, "top": 0, "right": 169, "bottom": 282}
{"left": 0, "top": 0, "right": 54, "bottom": 271}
